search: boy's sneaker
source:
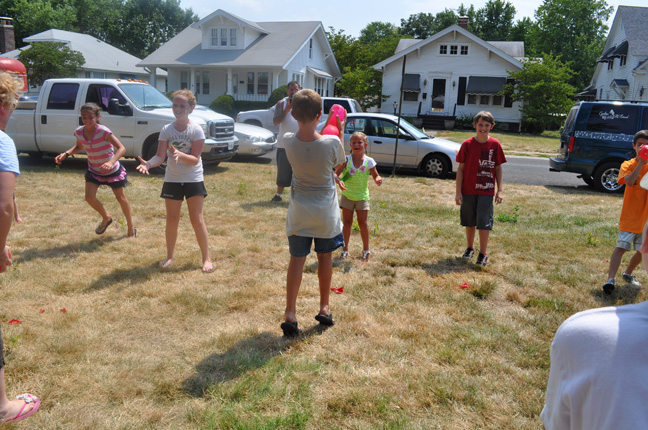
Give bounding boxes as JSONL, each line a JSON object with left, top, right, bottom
{"left": 476, "top": 253, "right": 489, "bottom": 267}
{"left": 603, "top": 278, "right": 615, "bottom": 295}
{"left": 622, "top": 273, "right": 641, "bottom": 287}
{"left": 462, "top": 247, "right": 475, "bottom": 259}
{"left": 271, "top": 194, "right": 282, "bottom": 202}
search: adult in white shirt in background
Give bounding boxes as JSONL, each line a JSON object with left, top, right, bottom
{"left": 271, "top": 80, "right": 300, "bottom": 202}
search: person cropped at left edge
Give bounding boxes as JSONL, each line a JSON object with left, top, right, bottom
{"left": 0, "top": 71, "right": 41, "bottom": 425}
{"left": 55, "top": 102, "right": 136, "bottom": 238}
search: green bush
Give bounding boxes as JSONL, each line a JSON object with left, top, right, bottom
{"left": 210, "top": 94, "right": 236, "bottom": 118}
{"left": 455, "top": 114, "right": 474, "bottom": 130}
{"left": 267, "top": 85, "right": 287, "bottom": 108}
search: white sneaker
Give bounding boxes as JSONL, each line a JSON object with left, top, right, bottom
{"left": 623, "top": 273, "right": 641, "bottom": 287}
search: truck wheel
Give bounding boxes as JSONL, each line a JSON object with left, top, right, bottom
{"left": 245, "top": 120, "right": 262, "bottom": 128}
{"left": 143, "top": 134, "right": 165, "bottom": 174}
{"left": 593, "top": 161, "right": 624, "bottom": 194}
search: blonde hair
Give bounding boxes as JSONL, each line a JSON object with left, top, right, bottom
{"left": 349, "top": 132, "right": 368, "bottom": 153}
{"left": 0, "top": 72, "right": 23, "bottom": 108}
{"left": 291, "top": 89, "right": 321, "bottom": 122}
{"left": 473, "top": 111, "right": 495, "bottom": 125}
{"left": 172, "top": 89, "right": 197, "bottom": 107}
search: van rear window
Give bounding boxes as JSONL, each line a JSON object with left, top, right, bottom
{"left": 586, "top": 105, "right": 638, "bottom": 134}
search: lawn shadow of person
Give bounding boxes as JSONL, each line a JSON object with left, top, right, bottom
{"left": 591, "top": 284, "right": 641, "bottom": 306}
{"left": 16, "top": 237, "right": 118, "bottom": 264}
{"left": 183, "top": 328, "right": 330, "bottom": 398}
{"left": 422, "top": 257, "right": 476, "bottom": 277}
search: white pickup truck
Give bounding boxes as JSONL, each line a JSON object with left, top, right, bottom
{"left": 8, "top": 78, "right": 238, "bottom": 168}
{"left": 236, "top": 96, "right": 362, "bottom": 134}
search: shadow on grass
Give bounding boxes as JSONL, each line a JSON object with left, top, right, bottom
{"left": 230, "top": 155, "right": 273, "bottom": 165}
{"left": 85, "top": 261, "right": 196, "bottom": 291}
{"left": 183, "top": 326, "right": 331, "bottom": 398}
{"left": 17, "top": 237, "right": 119, "bottom": 264}
{"left": 544, "top": 184, "right": 621, "bottom": 196}
{"left": 419, "top": 257, "right": 475, "bottom": 277}
{"left": 239, "top": 199, "right": 289, "bottom": 211}
{"left": 590, "top": 283, "right": 641, "bottom": 305}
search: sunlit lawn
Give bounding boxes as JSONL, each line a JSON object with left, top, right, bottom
{"left": 0, "top": 155, "right": 637, "bottom": 429}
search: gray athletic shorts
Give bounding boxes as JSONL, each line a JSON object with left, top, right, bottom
{"left": 460, "top": 194, "right": 494, "bottom": 230}
{"left": 276, "top": 148, "right": 293, "bottom": 188}
{"left": 616, "top": 230, "right": 642, "bottom": 251}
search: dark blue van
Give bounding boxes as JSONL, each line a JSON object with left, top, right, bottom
{"left": 550, "top": 101, "right": 648, "bottom": 193}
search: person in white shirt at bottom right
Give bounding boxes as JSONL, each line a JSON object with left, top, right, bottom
{"left": 541, "top": 219, "right": 648, "bottom": 429}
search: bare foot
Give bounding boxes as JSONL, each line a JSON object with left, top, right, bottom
{"left": 159, "top": 259, "right": 173, "bottom": 268}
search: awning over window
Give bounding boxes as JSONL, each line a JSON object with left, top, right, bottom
{"left": 466, "top": 76, "right": 506, "bottom": 94}
{"left": 610, "top": 41, "right": 628, "bottom": 58}
{"left": 403, "top": 74, "right": 420, "bottom": 92}
{"left": 612, "top": 79, "right": 629, "bottom": 87}
{"left": 307, "top": 67, "right": 332, "bottom": 79}
{"left": 597, "top": 46, "right": 616, "bottom": 62}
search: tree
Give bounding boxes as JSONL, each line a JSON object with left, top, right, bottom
{"left": 473, "top": 0, "right": 516, "bottom": 41}
{"left": 359, "top": 22, "right": 399, "bottom": 45}
{"left": 0, "top": 0, "right": 78, "bottom": 45}
{"left": 17, "top": 42, "right": 85, "bottom": 86}
{"left": 400, "top": 10, "right": 457, "bottom": 39}
{"left": 503, "top": 53, "right": 575, "bottom": 133}
{"left": 528, "top": 0, "right": 612, "bottom": 90}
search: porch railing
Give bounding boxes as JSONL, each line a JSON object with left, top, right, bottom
{"left": 232, "top": 93, "right": 270, "bottom": 102}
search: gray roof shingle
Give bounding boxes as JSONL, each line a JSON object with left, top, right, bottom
{"left": 139, "top": 21, "right": 320, "bottom": 68}
{"left": 617, "top": 6, "right": 648, "bottom": 57}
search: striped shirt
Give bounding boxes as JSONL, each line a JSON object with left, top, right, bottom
{"left": 74, "top": 124, "right": 119, "bottom": 175}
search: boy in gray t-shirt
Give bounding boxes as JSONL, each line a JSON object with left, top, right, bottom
{"left": 280, "top": 89, "right": 346, "bottom": 337}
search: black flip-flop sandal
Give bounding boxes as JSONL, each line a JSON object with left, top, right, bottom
{"left": 315, "top": 313, "right": 335, "bottom": 326}
{"left": 95, "top": 218, "right": 113, "bottom": 234}
{"left": 281, "top": 320, "right": 300, "bottom": 337}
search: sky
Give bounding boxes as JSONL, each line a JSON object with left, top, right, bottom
{"left": 179, "top": 0, "right": 647, "bottom": 38}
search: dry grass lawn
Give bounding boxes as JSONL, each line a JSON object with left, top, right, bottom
{"left": 1, "top": 154, "right": 641, "bottom": 429}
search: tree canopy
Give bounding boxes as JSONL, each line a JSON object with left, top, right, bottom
{"left": 17, "top": 42, "right": 85, "bottom": 86}
{"left": 0, "top": 0, "right": 197, "bottom": 59}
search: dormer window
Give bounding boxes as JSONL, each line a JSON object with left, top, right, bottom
{"left": 211, "top": 28, "right": 237, "bottom": 48}
{"left": 439, "top": 44, "right": 469, "bottom": 55}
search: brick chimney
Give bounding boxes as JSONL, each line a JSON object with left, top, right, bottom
{"left": 458, "top": 16, "right": 469, "bottom": 30}
{"left": 0, "top": 17, "right": 16, "bottom": 54}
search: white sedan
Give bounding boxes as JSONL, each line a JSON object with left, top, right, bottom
{"left": 338, "top": 113, "right": 461, "bottom": 178}
{"left": 233, "top": 122, "right": 277, "bottom": 157}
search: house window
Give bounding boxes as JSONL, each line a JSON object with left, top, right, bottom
{"left": 479, "top": 95, "right": 490, "bottom": 105}
{"left": 314, "top": 77, "right": 325, "bottom": 95}
{"left": 620, "top": 55, "right": 626, "bottom": 67}
{"left": 221, "top": 29, "right": 228, "bottom": 46}
{"left": 232, "top": 73, "right": 238, "bottom": 94}
{"left": 230, "top": 29, "right": 237, "bottom": 46}
{"left": 258, "top": 72, "right": 269, "bottom": 95}
{"left": 440, "top": 44, "right": 468, "bottom": 55}
{"left": 202, "top": 71, "right": 209, "bottom": 95}
{"left": 403, "top": 92, "right": 418, "bottom": 101}
{"left": 461, "top": 46, "right": 469, "bottom": 55}
{"left": 195, "top": 71, "right": 201, "bottom": 94}
{"left": 450, "top": 45, "right": 458, "bottom": 55}
{"left": 247, "top": 72, "right": 254, "bottom": 94}
{"left": 439, "top": 45, "right": 447, "bottom": 55}
{"left": 211, "top": 29, "right": 218, "bottom": 46}
{"left": 292, "top": 73, "right": 304, "bottom": 88}
{"left": 309, "top": 39, "right": 313, "bottom": 59}
{"left": 467, "top": 94, "right": 477, "bottom": 104}
{"left": 492, "top": 95, "right": 503, "bottom": 106}
{"left": 607, "top": 60, "right": 613, "bottom": 70}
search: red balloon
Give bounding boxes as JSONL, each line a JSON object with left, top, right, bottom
{"left": 640, "top": 145, "right": 648, "bottom": 160}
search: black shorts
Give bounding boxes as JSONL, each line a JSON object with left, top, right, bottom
{"left": 160, "top": 181, "right": 207, "bottom": 200}
{"left": 460, "top": 194, "right": 494, "bottom": 230}
{"left": 276, "top": 148, "right": 293, "bottom": 188}
{"left": 0, "top": 325, "right": 5, "bottom": 369}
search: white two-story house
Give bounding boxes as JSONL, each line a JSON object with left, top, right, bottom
{"left": 586, "top": 6, "right": 648, "bottom": 101}
{"left": 374, "top": 19, "right": 525, "bottom": 131}
{"left": 138, "top": 9, "right": 341, "bottom": 106}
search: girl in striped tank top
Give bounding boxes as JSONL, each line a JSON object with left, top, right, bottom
{"left": 55, "top": 103, "right": 135, "bottom": 237}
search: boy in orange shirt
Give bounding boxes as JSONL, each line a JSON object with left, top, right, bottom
{"left": 603, "top": 130, "right": 648, "bottom": 294}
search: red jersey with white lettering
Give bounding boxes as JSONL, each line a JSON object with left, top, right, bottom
{"left": 456, "top": 137, "right": 506, "bottom": 196}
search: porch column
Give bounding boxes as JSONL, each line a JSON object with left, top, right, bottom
{"left": 226, "top": 67, "right": 232, "bottom": 95}
{"left": 273, "top": 70, "right": 280, "bottom": 90}
{"left": 189, "top": 67, "right": 196, "bottom": 94}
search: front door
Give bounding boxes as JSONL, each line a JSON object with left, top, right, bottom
{"left": 431, "top": 79, "right": 446, "bottom": 112}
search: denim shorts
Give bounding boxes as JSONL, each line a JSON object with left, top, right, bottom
{"left": 161, "top": 181, "right": 207, "bottom": 200}
{"left": 288, "top": 232, "right": 344, "bottom": 257}
{"left": 617, "top": 230, "right": 642, "bottom": 251}
{"left": 460, "top": 194, "right": 494, "bottom": 230}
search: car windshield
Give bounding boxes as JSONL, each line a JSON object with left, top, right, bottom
{"left": 119, "top": 84, "right": 171, "bottom": 109}
{"left": 397, "top": 118, "right": 429, "bottom": 139}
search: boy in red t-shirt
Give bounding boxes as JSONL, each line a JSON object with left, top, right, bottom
{"left": 602, "top": 130, "right": 648, "bottom": 294}
{"left": 455, "top": 111, "right": 506, "bottom": 267}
